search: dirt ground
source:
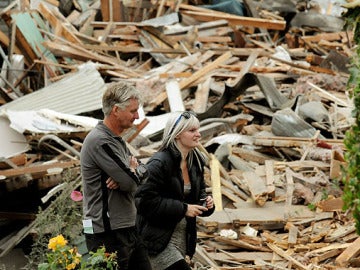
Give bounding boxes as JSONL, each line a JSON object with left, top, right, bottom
{"left": 0, "top": 248, "right": 27, "bottom": 270}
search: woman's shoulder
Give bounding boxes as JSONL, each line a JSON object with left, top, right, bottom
{"left": 147, "top": 150, "right": 179, "bottom": 171}
{"left": 150, "top": 149, "right": 174, "bottom": 162}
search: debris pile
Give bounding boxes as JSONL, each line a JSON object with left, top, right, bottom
{"left": 0, "top": 0, "right": 358, "bottom": 269}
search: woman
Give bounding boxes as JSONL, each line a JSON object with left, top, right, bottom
{"left": 135, "top": 111, "right": 215, "bottom": 270}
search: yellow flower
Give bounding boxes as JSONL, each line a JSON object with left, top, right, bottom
{"left": 48, "top": 234, "right": 68, "bottom": 251}
{"left": 66, "top": 262, "right": 77, "bottom": 270}
{"left": 74, "top": 255, "right": 81, "bottom": 265}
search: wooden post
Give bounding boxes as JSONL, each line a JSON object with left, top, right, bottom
{"left": 210, "top": 154, "right": 222, "bottom": 211}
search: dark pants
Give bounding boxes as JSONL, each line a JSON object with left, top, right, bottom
{"left": 165, "top": 259, "right": 192, "bottom": 270}
{"left": 85, "top": 226, "right": 152, "bottom": 270}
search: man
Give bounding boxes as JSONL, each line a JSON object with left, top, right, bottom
{"left": 80, "top": 82, "right": 151, "bottom": 270}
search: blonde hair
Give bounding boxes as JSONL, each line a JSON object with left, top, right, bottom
{"left": 160, "top": 111, "right": 204, "bottom": 166}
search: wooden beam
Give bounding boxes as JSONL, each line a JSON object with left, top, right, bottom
{"left": 336, "top": 237, "right": 360, "bottom": 267}
{"left": 37, "top": 3, "right": 81, "bottom": 44}
{"left": 0, "top": 160, "right": 79, "bottom": 179}
{"left": 267, "top": 243, "right": 311, "bottom": 270}
{"left": 174, "top": 3, "right": 286, "bottom": 30}
{"left": 210, "top": 153, "right": 223, "bottom": 211}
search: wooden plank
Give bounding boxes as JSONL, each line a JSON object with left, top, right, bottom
{"left": 317, "top": 197, "right": 344, "bottom": 212}
{"left": 274, "top": 160, "right": 330, "bottom": 171}
{"left": 265, "top": 160, "right": 275, "bottom": 198}
{"left": 307, "top": 81, "right": 349, "bottom": 107}
{"left": 285, "top": 222, "right": 298, "bottom": 245}
{"left": 98, "top": 22, "right": 115, "bottom": 43}
{"left": 243, "top": 171, "right": 268, "bottom": 206}
{"left": 228, "top": 50, "right": 260, "bottom": 88}
{"left": 8, "top": 20, "right": 17, "bottom": 59}
{"left": 198, "top": 143, "right": 243, "bottom": 201}
{"left": 194, "top": 245, "right": 220, "bottom": 269}
{"left": 262, "top": 231, "right": 288, "bottom": 249}
{"left": 285, "top": 167, "right": 294, "bottom": 219}
{"left": 215, "top": 236, "right": 271, "bottom": 252}
{"left": 221, "top": 186, "right": 244, "bottom": 204}
{"left": 0, "top": 154, "right": 29, "bottom": 169}
{"left": 112, "top": 0, "right": 124, "bottom": 22}
{"left": 312, "top": 249, "right": 343, "bottom": 264}
{"left": 179, "top": 51, "right": 232, "bottom": 89}
{"left": 79, "top": 10, "right": 97, "bottom": 36}
{"left": 301, "top": 31, "right": 353, "bottom": 43}
{"left": 82, "top": 43, "right": 268, "bottom": 57}
{"left": 193, "top": 76, "right": 211, "bottom": 114}
{"left": 254, "top": 136, "right": 344, "bottom": 150}
{"left": 325, "top": 223, "right": 356, "bottom": 243}
{"left": 232, "top": 147, "right": 274, "bottom": 165}
{"left": 138, "top": 29, "right": 174, "bottom": 65}
{"left": 174, "top": 3, "right": 286, "bottom": 30}
{"left": 99, "top": 0, "right": 125, "bottom": 22}
{"left": 165, "top": 80, "right": 185, "bottom": 111}
{"left": 267, "top": 243, "right": 310, "bottom": 270}
{"left": 208, "top": 251, "right": 281, "bottom": 263}
{"left": 0, "top": 220, "right": 36, "bottom": 257}
{"left": 307, "top": 243, "right": 351, "bottom": 257}
{"left": 100, "top": 0, "right": 110, "bottom": 21}
{"left": 0, "top": 160, "right": 79, "bottom": 179}
{"left": 183, "top": 9, "right": 285, "bottom": 30}
{"left": 162, "top": 33, "right": 232, "bottom": 44}
{"left": 156, "top": 0, "right": 166, "bottom": 18}
{"left": 335, "top": 237, "right": 360, "bottom": 267}
{"left": 210, "top": 154, "right": 223, "bottom": 211}
{"left": 10, "top": 11, "right": 59, "bottom": 74}
{"left": 142, "top": 25, "right": 178, "bottom": 48}
{"left": 4, "top": 14, "right": 36, "bottom": 64}
{"left": 196, "top": 201, "right": 331, "bottom": 230}
{"left": 42, "top": 40, "right": 141, "bottom": 78}
{"left": 228, "top": 154, "right": 255, "bottom": 171}
{"left": 37, "top": 3, "right": 81, "bottom": 44}
{"left": 148, "top": 51, "right": 231, "bottom": 108}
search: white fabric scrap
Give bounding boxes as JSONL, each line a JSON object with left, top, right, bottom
{"left": 4, "top": 109, "right": 98, "bottom": 134}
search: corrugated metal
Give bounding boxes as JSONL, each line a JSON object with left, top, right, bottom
{"left": 0, "top": 62, "right": 106, "bottom": 115}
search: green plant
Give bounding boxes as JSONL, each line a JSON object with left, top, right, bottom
{"left": 38, "top": 234, "right": 118, "bottom": 270}
{"left": 307, "top": 203, "right": 316, "bottom": 211}
{"left": 81, "top": 247, "right": 118, "bottom": 270}
{"left": 342, "top": 4, "right": 360, "bottom": 234}
{"left": 25, "top": 172, "right": 85, "bottom": 268}
{"left": 321, "top": 188, "right": 329, "bottom": 201}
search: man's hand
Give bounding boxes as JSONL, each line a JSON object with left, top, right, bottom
{"left": 106, "top": 178, "right": 119, "bottom": 189}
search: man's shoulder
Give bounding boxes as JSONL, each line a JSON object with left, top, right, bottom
{"left": 84, "top": 123, "right": 109, "bottom": 142}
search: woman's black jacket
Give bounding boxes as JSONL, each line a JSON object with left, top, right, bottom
{"left": 135, "top": 146, "right": 214, "bottom": 258}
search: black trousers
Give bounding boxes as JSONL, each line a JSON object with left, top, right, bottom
{"left": 85, "top": 226, "right": 152, "bottom": 270}
{"left": 165, "top": 259, "right": 192, "bottom": 270}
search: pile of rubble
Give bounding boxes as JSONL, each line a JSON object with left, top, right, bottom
{"left": 0, "top": 0, "right": 358, "bottom": 269}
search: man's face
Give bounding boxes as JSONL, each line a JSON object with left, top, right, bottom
{"left": 115, "top": 98, "right": 140, "bottom": 131}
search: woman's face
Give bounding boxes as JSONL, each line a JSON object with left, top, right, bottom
{"left": 176, "top": 126, "right": 201, "bottom": 151}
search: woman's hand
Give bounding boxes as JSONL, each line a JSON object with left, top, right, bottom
{"left": 129, "top": 156, "right": 139, "bottom": 173}
{"left": 204, "top": 195, "right": 214, "bottom": 210}
{"left": 185, "top": 204, "right": 208, "bottom": 217}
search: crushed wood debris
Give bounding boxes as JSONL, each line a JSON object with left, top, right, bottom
{"left": 0, "top": 0, "right": 358, "bottom": 269}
